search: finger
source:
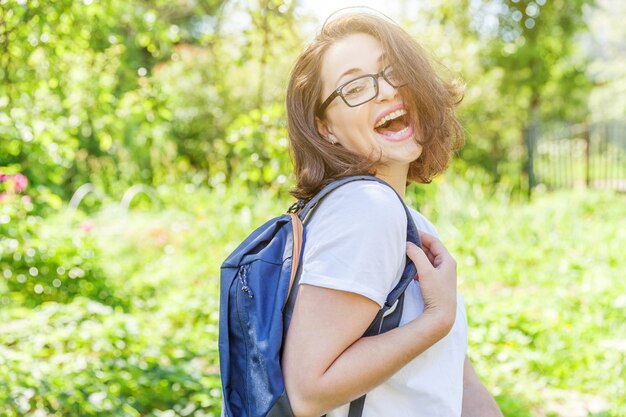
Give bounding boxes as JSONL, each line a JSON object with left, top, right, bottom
{"left": 417, "top": 230, "right": 439, "bottom": 245}
{"left": 423, "top": 246, "right": 436, "bottom": 265}
{"left": 417, "top": 230, "right": 450, "bottom": 259}
{"left": 406, "top": 242, "right": 434, "bottom": 278}
{"left": 417, "top": 243, "right": 435, "bottom": 265}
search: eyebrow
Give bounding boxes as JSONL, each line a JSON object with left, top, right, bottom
{"left": 334, "top": 53, "right": 388, "bottom": 87}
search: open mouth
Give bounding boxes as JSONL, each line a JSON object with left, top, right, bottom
{"left": 374, "top": 108, "right": 412, "bottom": 138}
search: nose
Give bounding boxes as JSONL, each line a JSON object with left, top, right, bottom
{"left": 375, "top": 75, "right": 397, "bottom": 102}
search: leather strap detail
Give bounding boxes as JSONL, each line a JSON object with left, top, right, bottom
{"left": 287, "top": 213, "right": 304, "bottom": 299}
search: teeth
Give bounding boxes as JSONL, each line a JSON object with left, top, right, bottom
{"left": 375, "top": 109, "right": 407, "bottom": 128}
{"left": 380, "top": 125, "right": 410, "bottom": 138}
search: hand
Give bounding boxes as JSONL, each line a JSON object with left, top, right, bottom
{"left": 406, "top": 231, "right": 457, "bottom": 334}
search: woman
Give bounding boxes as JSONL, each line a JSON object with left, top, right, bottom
{"left": 281, "top": 10, "right": 503, "bottom": 417}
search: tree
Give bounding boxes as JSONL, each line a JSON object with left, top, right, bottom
{"left": 401, "top": 0, "right": 595, "bottom": 189}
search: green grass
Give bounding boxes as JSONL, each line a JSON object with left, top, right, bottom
{"left": 418, "top": 178, "right": 626, "bottom": 417}
{"left": 1, "top": 181, "right": 624, "bottom": 416}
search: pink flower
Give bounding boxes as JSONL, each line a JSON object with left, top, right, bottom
{"left": 80, "top": 221, "right": 95, "bottom": 233}
{"left": 13, "top": 174, "right": 27, "bottom": 193}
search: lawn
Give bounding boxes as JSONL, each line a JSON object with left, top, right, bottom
{"left": 1, "top": 181, "right": 624, "bottom": 416}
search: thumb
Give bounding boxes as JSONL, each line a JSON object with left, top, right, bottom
{"left": 406, "top": 242, "right": 433, "bottom": 278}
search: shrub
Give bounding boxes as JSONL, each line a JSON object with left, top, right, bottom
{"left": 0, "top": 192, "right": 124, "bottom": 309}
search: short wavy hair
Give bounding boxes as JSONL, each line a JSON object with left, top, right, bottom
{"left": 286, "top": 12, "right": 465, "bottom": 202}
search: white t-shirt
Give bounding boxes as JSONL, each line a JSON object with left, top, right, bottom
{"left": 299, "top": 181, "right": 468, "bottom": 417}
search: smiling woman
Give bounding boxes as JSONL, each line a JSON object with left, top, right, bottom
{"left": 224, "top": 8, "right": 502, "bottom": 417}
{"left": 315, "top": 33, "right": 425, "bottom": 178}
{"left": 286, "top": 11, "right": 465, "bottom": 202}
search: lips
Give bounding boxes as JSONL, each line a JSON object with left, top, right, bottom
{"left": 374, "top": 103, "right": 407, "bottom": 129}
{"left": 375, "top": 122, "right": 414, "bottom": 142}
{"left": 372, "top": 102, "right": 414, "bottom": 143}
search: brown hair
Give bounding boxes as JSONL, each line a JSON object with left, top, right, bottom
{"left": 286, "top": 12, "right": 465, "bottom": 202}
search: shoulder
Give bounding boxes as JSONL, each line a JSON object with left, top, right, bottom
{"left": 319, "top": 180, "right": 403, "bottom": 212}
{"left": 300, "top": 180, "right": 409, "bottom": 307}
{"left": 309, "top": 180, "right": 406, "bottom": 227}
{"left": 303, "top": 180, "right": 407, "bottom": 244}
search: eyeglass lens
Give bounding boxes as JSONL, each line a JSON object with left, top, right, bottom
{"left": 341, "top": 67, "right": 402, "bottom": 107}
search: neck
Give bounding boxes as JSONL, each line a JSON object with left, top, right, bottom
{"left": 375, "top": 164, "right": 409, "bottom": 199}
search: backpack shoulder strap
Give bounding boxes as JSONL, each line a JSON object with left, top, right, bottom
{"left": 284, "top": 175, "right": 423, "bottom": 417}
{"left": 284, "top": 175, "right": 421, "bottom": 327}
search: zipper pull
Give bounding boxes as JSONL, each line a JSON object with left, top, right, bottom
{"left": 239, "top": 265, "right": 254, "bottom": 299}
{"left": 241, "top": 286, "right": 253, "bottom": 298}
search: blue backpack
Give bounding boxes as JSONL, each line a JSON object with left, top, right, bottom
{"left": 218, "top": 175, "right": 422, "bottom": 417}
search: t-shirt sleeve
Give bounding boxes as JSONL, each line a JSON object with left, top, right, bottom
{"left": 411, "top": 209, "right": 440, "bottom": 239}
{"left": 299, "top": 181, "right": 407, "bottom": 308}
{"left": 458, "top": 293, "right": 469, "bottom": 354}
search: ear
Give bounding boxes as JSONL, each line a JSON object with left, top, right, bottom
{"left": 315, "top": 116, "right": 331, "bottom": 139}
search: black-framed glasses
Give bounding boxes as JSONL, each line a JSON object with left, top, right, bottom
{"left": 316, "top": 65, "right": 406, "bottom": 117}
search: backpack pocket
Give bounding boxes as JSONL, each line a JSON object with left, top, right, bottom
{"left": 233, "top": 259, "right": 291, "bottom": 417}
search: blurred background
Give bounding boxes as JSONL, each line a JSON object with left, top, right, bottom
{"left": 0, "top": 0, "right": 625, "bottom": 416}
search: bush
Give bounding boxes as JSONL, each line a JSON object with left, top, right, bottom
{"left": 0, "top": 194, "right": 124, "bottom": 309}
{"left": 0, "top": 297, "right": 222, "bottom": 417}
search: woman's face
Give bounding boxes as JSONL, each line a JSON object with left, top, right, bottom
{"left": 316, "top": 32, "right": 423, "bottom": 172}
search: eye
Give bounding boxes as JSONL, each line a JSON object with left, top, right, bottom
{"left": 341, "top": 76, "right": 374, "bottom": 98}
{"left": 342, "top": 78, "right": 370, "bottom": 97}
{"left": 384, "top": 65, "right": 404, "bottom": 86}
{"left": 346, "top": 85, "right": 364, "bottom": 95}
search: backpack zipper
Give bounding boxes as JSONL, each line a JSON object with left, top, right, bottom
{"left": 235, "top": 264, "right": 252, "bottom": 412}
{"left": 239, "top": 264, "right": 254, "bottom": 299}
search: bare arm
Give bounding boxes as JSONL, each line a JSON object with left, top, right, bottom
{"left": 282, "top": 231, "right": 457, "bottom": 417}
{"left": 461, "top": 355, "right": 504, "bottom": 417}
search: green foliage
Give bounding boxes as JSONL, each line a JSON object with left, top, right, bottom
{"left": 0, "top": 181, "right": 297, "bottom": 416}
{"left": 404, "top": 0, "right": 596, "bottom": 191}
{"left": 1, "top": 180, "right": 625, "bottom": 416}
{"left": 481, "top": 0, "right": 594, "bottom": 123}
{"left": 1, "top": 1, "right": 624, "bottom": 415}
{"left": 0, "top": 194, "right": 123, "bottom": 309}
{"left": 0, "top": 298, "right": 222, "bottom": 417}
{"left": 152, "top": 44, "right": 230, "bottom": 174}
{"left": 1, "top": 0, "right": 610, "bottom": 201}
{"left": 587, "top": 0, "right": 626, "bottom": 121}
{"left": 415, "top": 176, "right": 626, "bottom": 416}
{"left": 221, "top": 104, "right": 294, "bottom": 193}
{"left": 0, "top": 0, "right": 305, "bottom": 201}
{"left": 0, "top": 0, "right": 228, "bottom": 199}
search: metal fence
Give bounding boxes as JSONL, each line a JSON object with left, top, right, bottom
{"left": 525, "top": 121, "right": 626, "bottom": 193}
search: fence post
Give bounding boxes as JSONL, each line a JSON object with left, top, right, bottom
{"left": 524, "top": 121, "right": 539, "bottom": 197}
{"left": 584, "top": 122, "right": 591, "bottom": 188}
